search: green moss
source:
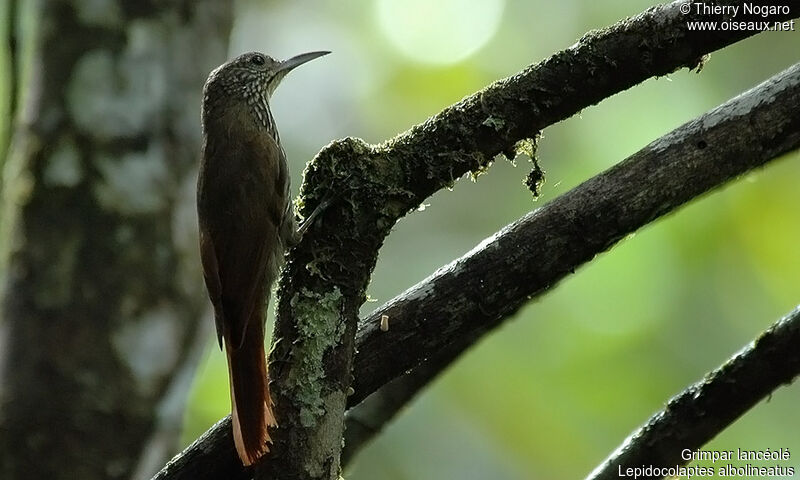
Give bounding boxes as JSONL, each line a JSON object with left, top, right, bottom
{"left": 515, "top": 136, "right": 544, "bottom": 198}
{"left": 287, "top": 287, "right": 345, "bottom": 427}
{"left": 514, "top": 137, "right": 538, "bottom": 158}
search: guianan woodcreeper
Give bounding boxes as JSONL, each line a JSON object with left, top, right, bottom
{"left": 197, "top": 50, "right": 329, "bottom": 466}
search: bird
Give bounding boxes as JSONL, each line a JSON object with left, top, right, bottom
{"left": 197, "top": 50, "right": 330, "bottom": 466}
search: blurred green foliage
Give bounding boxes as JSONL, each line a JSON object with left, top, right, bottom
{"left": 182, "top": 1, "right": 800, "bottom": 478}
{"left": 0, "top": 1, "right": 10, "bottom": 161}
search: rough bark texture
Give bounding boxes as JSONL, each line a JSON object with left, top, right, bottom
{"left": 341, "top": 331, "right": 474, "bottom": 466}
{"left": 154, "top": 0, "right": 800, "bottom": 474}
{"left": 350, "top": 62, "right": 800, "bottom": 407}
{"left": 588, "top": 305, "right": 800, "bottom": 480}
{"left": 0, "top": 1, "right": 232, "bottom": 479}
{"left": 343, "top": 62, "right": 800, "bottom": 462}
{"left": 255, "top": 2, "right": 799, "bottom": 478}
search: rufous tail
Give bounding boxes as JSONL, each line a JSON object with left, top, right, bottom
{"left": 225, "top": 328, "right": 276, "bottom": 466}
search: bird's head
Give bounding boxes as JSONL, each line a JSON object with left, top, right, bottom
{"left": 202, "top": 51, "right": 329, "bottom": 129}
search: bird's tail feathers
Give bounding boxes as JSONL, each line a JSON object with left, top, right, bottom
{"left": 225, "top": 330, "right": 276, "bottom": 466}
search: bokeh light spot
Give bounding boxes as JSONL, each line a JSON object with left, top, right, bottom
{"left": 376, "top": 0, "right": 505, "bottom": 65}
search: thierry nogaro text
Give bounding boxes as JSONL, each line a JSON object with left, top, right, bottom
{"left": 690, "top": 3, "right": 791, "bottom": 17}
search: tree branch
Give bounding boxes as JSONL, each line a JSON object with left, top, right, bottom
{"left": 342, "top": 61, "right": 800, "bottom": 462}
{"left": 153, "top": 1, "right": 800, "bottom": 477}
{"left": 342, "top": 331, "right": 475, "bottom": 465}
{"left": 260, "top": 2, "right": 799, "bottom": 477}
{"left": 587, "top": 305, "right": 800, "bottom": 480}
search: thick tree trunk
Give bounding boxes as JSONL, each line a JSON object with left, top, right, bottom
{"left": 0, "top": 1, "right": 232, "bottom": 479}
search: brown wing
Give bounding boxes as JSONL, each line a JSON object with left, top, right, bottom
{"left": 197, "top": 124, "right": 289, "bottom": 349}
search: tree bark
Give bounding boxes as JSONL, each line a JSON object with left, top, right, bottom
{"left": 254, "top": 1, "right": 799, "bottom": 478}
{"left": 587, "top": 305, "right": 800, "bottom": 480}
{"left": 0, "top": 1, "right": 232, "bottom": 479}
{"left": 154, "top": 34, "right": 800, "bottom": 480}
{"left": 342, "top": 60, "right": 800, "bottom": 464}
{"left": 349, "top": 62, "right": 800, "bottom": 410}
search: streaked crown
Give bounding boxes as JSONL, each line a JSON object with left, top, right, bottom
{"left": 202, "top": 51, "right": 329, "bottom": 135}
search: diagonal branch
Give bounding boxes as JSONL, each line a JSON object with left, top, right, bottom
{"left": 587, "top": 305, "right": 800, "bottom": 480}
{"left": 342, "top": 331, "right": 475, "bottom": 465}
{"left": 153, "top": 1, "right": 800, "bottom": 478}
{"left": 260, "top": 2, "right": 800, "bottom": 477}
{"left": 342, "top": 61, "right": 800, "bottom": 462}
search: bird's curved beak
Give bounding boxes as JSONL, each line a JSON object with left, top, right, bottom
{"left": 277, "top": 51, "right": 331, "bottom": 74}
{"left": 268, "top": 51, "right": 330, "bottom": 95}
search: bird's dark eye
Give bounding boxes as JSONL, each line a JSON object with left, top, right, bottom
{"left": 250, "top": 54, "right": 266, "bottom": 66}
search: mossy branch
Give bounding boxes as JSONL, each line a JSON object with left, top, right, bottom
{"left": 343, "top": 62, "right": 800, "bottom": 464}
{"left": 153, "top": 1, "right": 800, "bottom": 478}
